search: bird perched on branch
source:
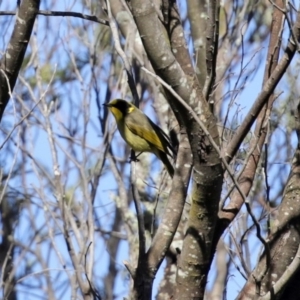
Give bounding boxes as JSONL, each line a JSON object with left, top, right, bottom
{"left": 104, "top": 99, "right": 175, "bottom": 177}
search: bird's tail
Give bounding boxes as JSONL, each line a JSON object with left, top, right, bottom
{"left": 157, "top": 150, "right": 174, "bottom": 178}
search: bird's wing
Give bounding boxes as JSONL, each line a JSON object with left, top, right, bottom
{"left": 147, "top": 118, "right": 175, "bottom": 156}
{"left": 125, "top": 112, "right": 166, "bottom": 153}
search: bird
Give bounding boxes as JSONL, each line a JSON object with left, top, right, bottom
{"left": 104, "top": 99, "right": 175, "bottom": 177}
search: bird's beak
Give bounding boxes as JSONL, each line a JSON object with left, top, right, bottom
{"left": 103, "top": 103, "right": 109, "bottom": 107}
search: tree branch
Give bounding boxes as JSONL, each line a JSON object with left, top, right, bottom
{"left": 0, "top": 0, "right": 41, "bottom": 121}
{"left": 0, "top": 10, "right": 109, "bottom": 26}
{"left": 224, "top": 7, "right": 300, "bottom": 162}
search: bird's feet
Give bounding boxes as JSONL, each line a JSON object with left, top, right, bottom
{"left": 129, "top": 150, "right": 141, "bottom": 163}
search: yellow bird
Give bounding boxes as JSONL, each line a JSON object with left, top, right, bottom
{"left": 104, "top": 99, "right": 175, "bottom": 177}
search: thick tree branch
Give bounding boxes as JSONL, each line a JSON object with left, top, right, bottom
{"left": 134, "top": 130, "right": 192, "bottom": 299}
{"left": 258, "top": 244, "right": 300, "bottom": 300}
{"left": 129, "top": 1, "right": 223, "bottom": 298}
{"left": 0, "top": 0, "right": 41, "bottom": 121}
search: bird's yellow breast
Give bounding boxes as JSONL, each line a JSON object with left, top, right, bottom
{"left": 109, "top": 105, "right": 153, "bottom": 152}
{"left": 116, "top": 120, "right": 152, "bottom": 152}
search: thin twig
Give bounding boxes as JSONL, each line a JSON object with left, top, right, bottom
{"left": 229, "top": 230, "right": 251, "bottom": 277}
{"left": 16, "top": 268, "right": 73, "bottom": 283}
{"left": 152, "top": 190, "right": 160, "bottom": 239}
{"left": 151, "top": 172, "right": 167, "bottom": 239}
{"left": 225, "top": 5, "right": 300, "bottom": 162}
{"left": 263, "top": 123, "right": 271, "bottom": 235}
{"left": 84, "top": 242, "right": 102, "bottom": 299}
{"left": 225, "top": 239, "right": 248, "bottom": 280}
{"left": 123, "top": 260, "right": 136, "bottom": 278}
{"left": 0, "top": 63, "right": 57, "bottom": 150}
{"left": 0, "top": 10, "right": 109, "bottom": 26}
{"left": 245, "top": 200, "right": 270, "bottom": 283}
{"left": 130, "top": 152, "right": 146, "bottom": 258}
{"left": 0, "top": 99, "right": 42, "bottom": 150}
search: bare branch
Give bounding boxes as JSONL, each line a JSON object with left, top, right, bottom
{"left": 0, "top": 10, "right": 109, "bottom": 26}
{"left": 0, "top": 0, "right": 41, "bottom": 121}
{"left": 258, "top": 245, "right": 300, "bottom": 300}
{"left": 130, "top": 153, "right": 146, "bottom": 261}
{"left": 225, "top": 7, "right": 300, "bottom": 162}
